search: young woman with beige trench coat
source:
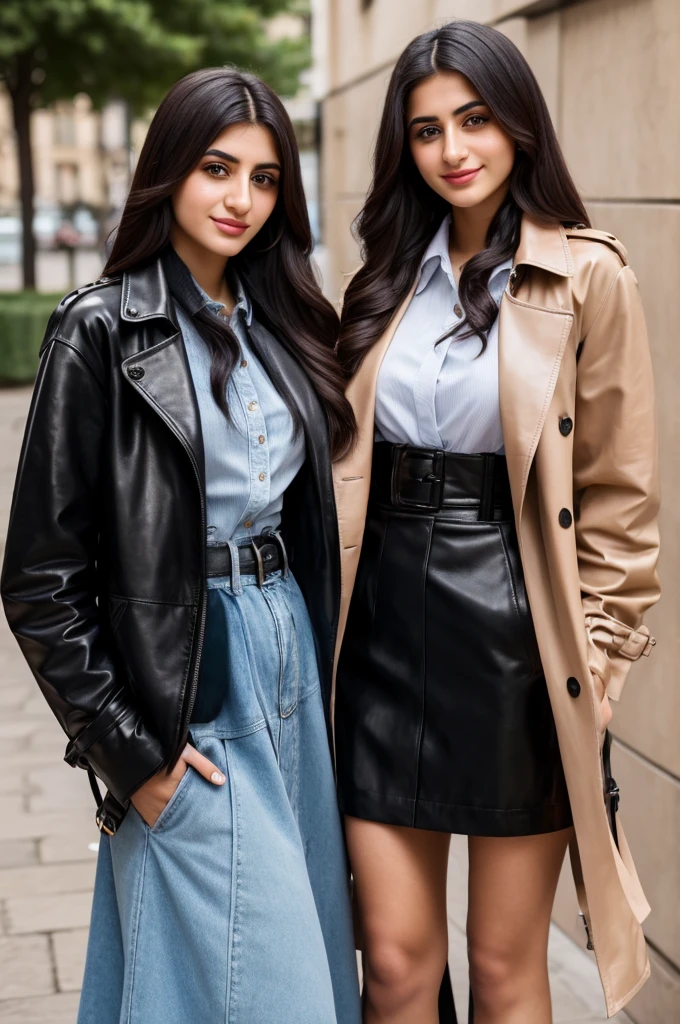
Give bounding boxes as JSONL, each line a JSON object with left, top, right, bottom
{"left": 332, "top": 21, "right": 660, "bottom": 1024}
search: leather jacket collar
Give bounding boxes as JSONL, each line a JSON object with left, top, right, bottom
{"left": 120, "top": 255, "right": 176, "bottom": 326}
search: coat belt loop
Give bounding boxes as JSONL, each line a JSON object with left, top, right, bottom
{"left": 478, "top": 455, "right": 495, "bottom": 521}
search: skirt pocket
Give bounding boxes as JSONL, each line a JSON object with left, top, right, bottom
{"left": 498, "top": 522, "right": 543, "bottom": 677}
{"left": 137, "top": 761, "right": 196, "bottom": 834}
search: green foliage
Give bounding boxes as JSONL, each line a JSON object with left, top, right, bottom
{"left": 0, "top": 292, "right": 62, "bottom": 382}
{"left": 0, "top": 0, "right": 309, "bottom": 109}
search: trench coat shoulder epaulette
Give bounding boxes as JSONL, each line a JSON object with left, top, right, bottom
{"left": 564, "top": 225, "right": 628, "bottom": 267}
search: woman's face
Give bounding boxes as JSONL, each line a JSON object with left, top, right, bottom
{"left": 406, "top": 71, "right": 515, "bottom": 212}
{"left": 171, "top": 122, "right": 280, "bottom": 259}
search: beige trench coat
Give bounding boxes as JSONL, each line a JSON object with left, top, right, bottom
{"left": 332, "top": 216, "right": 660, "bottom": 1017}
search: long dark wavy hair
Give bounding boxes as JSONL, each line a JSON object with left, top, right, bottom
{"left": 338, "top": 20, "right": 590, "bottom": 377}
{"left": 104, "top": 67, "right": 355, "bottom": 459}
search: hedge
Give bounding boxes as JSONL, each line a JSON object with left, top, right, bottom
{"left": 0, "top": 292, "right": 63, "bottom": 383}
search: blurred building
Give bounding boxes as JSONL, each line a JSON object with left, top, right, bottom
{"left": 0, "top": 90, "right": 133, "bottom": 259}
{"left": 319, "top": 2, "right": 680, "bottom": 1021}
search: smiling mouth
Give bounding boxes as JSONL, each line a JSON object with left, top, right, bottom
{"left": 441, "top": 167, "right": 482, "bottom": 184}
{"left": 210, "top": 218, "right": 249, "bottom": 235}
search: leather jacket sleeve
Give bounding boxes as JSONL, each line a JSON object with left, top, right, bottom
{"left": 572, "top": 264, "right": 660, "bottom": 700}
{"left": 1, "top": 335, "right": 165, "bottom": 803}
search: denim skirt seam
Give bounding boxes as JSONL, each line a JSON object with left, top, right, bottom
{"left": 122, "top": 826, "right": 149, "bottom": 1024}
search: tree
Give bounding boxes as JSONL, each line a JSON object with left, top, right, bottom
{"left": 0, "top": 0, "right": 309, "bottom": 289}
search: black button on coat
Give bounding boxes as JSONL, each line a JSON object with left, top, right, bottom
{"left": 559, "top": 508, "right": 573, "bottom": 528}
{"left": 567, "top": 677, "right": 581, "bottom": 698}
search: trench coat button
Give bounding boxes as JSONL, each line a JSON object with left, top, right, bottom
{"left": 567, "top": 676, "right": 581, "bottom": 698}
{"left": 559, "top": 416, "right": 573, "bottom": 436}
{"left": 559, "top": 508, "right": 573, "bottom": 528}
{"left": 127, "top": 307, "right": 139, "bottom": 317}
{"left": 454, "top": 303, "right": 463, "bottom": 317}
{"left": 127, "top": 366, "right": 145, "bottom": 381}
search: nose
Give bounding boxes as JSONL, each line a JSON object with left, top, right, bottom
{"left": 223, "top": 172, "right": 252, "bottom": 217}
{"left": 442, "top": 124, "right": 469, "bottom": 167}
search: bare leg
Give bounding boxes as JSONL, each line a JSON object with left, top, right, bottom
{"left": 467, "top": 828, "right": 572, "bottom": 1024}
{"left": 346, "top": 816, "right": 451, "bottom": 1024}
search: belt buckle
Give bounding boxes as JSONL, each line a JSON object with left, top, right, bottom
{"left": 96, "top": 813, "right": 116, "bottom": 836}
{"left": 250, "top": 540, "right": 265, "bottom": 587}
{"left": 391, "top": 446, "right": 444, "bottom": 512}
{"left": 268, "top": 529, "right": 289, "bottom": 579}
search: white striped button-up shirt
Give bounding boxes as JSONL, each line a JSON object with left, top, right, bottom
{"left": 375, "top": 214, "right": 512, "bottom": 454}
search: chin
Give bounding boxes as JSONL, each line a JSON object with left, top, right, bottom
{"left": 202, "top": 235, "right": 249, "bottom": 258}
{"left": 451, "top": 191, "right": 494, "bottom": 209}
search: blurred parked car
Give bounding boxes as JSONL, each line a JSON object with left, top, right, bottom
{"left": 0, "top": 206, "right": 99, "bottom": 264}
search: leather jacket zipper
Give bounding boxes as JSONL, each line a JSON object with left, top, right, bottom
{"left": 135, "top": 398, "right": 207, "bottom": 763}
{"left": 177, "top": 448, "right": 206, "bottom": 754}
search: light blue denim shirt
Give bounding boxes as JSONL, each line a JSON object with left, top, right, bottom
{"left": 375, "top": 214, "right": 512, "bottom": 454}
{"left": 167, "top": 256, "right": 305, "bottom": 546}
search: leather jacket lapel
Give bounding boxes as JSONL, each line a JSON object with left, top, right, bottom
{"left": 121, "top": 334, "right": 205, "bottom": 485}
{"left": 120, "top": 258, "right": 205, "bottom": 485}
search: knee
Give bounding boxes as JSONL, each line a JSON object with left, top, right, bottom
{"left": 364, "top": 936, "right": 447, "bottom": 1005}
{"left": 468, "top": 940, "right": 526, "bottom": 1013}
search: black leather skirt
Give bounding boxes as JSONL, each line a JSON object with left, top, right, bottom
{"left": 335, "top": 442, "right": 572, "bottom": 837}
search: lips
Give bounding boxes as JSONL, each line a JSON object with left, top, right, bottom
{"left": 441, "top": 167, "right": 482, "bottom": 186}
{"left": 210, "top": 217, "right": 249, "bottom": 236}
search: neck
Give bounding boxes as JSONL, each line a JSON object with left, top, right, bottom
{"left": 449, "top": 181, "right": 510, "bottom": 259}
{"left": 169, "top": 228, "right": 232, "bottom": 306}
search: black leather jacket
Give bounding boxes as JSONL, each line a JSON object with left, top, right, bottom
{"left": 1, "top": 257, "right": 341, "bottom": 812}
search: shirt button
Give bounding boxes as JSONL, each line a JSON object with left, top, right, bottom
{"left": 559, "top": 508, "right": 573, "bottom": 529}
{"left": 259, "top": 473, "right": 266, "bottom": 481}
{"left": 248, "top": 401, "right": 258, "bottom": 412}
{"left": 241, "top": 359, "right": 248, "bottom": 368}
{"left": 244, "top": 520, "right": 253, "bottom": 529}
{"left": 258, "top": 435, "right": 265, "bottom": 444}
{"left": 454, "top": 303, "right": 463, "bottom": 317}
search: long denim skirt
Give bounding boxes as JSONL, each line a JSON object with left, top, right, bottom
{"left": 78, "top": 570, "right": 361, "bottom": 1024}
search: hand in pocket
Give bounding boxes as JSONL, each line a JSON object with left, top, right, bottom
{"left": 130, "top": 742, "right": 226, "bottom": 828}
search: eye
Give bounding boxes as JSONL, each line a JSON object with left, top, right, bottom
{"left": 252, "top": 173, "right": 278, "bottom": 188}
{"left": 204, "top": 163, "right": 228, "bottom": 177}
{"left": 463, "top": 114, "right": 489, "bottom": 128}
{"left": 416, "top": 125, "right": 441, "bottom": 139}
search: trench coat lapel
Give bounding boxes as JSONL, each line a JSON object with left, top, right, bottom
{"left": 498, "top": 218, "right": 575, "bottom": 516}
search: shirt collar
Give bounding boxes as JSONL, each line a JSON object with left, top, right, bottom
{"left": 415, "top": 215, "right": 453, "bottom": 295}
{"left": 162, "top": 245, "right": 253, "bottom": 326}
{"left": 199, "top": 274, "right": 253, "bottom": 327}
{"left": 415, "top": 214, "right": 514, "bottom": 299}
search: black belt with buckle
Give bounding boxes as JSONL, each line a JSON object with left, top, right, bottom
{"left": 206, "top": 531, "right": 289, "bottom": 586}
{"left": 371, "top": 441, "right": 513, "bottom": 519}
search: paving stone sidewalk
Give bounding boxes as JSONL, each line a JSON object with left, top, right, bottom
{"left": 0, "top": 386, "right": 630, "bottom": 1023}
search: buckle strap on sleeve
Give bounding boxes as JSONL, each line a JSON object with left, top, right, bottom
{"left": 63, "top": 697, "right": 133, "bottom": 767}
{"left": 586, "top": 612, "right": 656, "bottom": 662}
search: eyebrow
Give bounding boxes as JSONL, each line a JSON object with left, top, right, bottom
{"left": 204, "top": 148, "right": 281, "bottom": 172}
{"left": 407, "top": 99, "right": 487, "bottom": 129}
